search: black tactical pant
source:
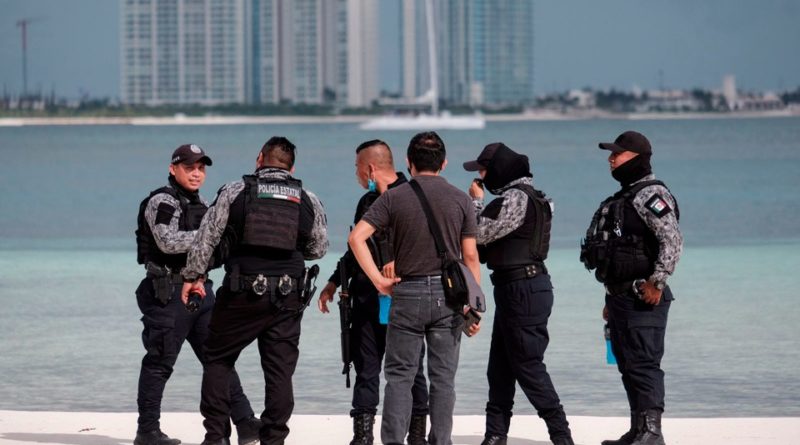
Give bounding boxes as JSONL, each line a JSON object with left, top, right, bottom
{"left": 136, "top": 277, "right": 253, "bottom": 434}
{"left": 350, "top": 289, "right": 429, "bottom": 417}
{"left": 605, "top": 286, "right": 672, "bottom": 412}
{"left": 200, "top": 279, "right": 305, "bottom": 444}
{"left": 485, "top": 274, "right": 571, "bottom": 441}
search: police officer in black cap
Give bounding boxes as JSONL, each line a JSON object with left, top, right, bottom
{"left": 581, "top": 131, "right": 682, "bottom": 445}
{"left": 134, "top": 144, "right": 261, "bottom": 445}
{"left": 181, "top": 136, "right": 328, "bottom": 445}
{"left": 464, "top": 143, "right": 574, "bottom": 445}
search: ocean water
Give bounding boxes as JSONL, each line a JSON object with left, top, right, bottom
{"left": 0, "top": 117, "right": 798, "bottom": 417}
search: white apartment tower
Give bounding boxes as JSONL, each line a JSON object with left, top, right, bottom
{"left": 121, "top": 0, "right": 246, "bottom": 105}
{"left": 123, "top": 0, "right": 376, "bottom": 107}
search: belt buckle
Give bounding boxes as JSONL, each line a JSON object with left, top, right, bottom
{"left": 252, "top": 274, "right": 268, "bottom": 295}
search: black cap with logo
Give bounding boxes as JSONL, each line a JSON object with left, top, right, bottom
{"left": 598, "top": 131, "right": 652, "bottom": 155}
{"left": 171, "top": 144, "right": 213, "bottom": 166}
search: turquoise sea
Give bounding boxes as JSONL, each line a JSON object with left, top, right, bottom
{"left": 0, "top": 118, "right": 798, "bottom": 417}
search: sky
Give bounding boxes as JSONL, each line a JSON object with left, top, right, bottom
{"left": 0, "top": 0, "right": 798, "bottom": 99}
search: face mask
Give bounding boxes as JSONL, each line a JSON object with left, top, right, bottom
{"left": 367, "top": 178, "right": 377, "bottom": 193}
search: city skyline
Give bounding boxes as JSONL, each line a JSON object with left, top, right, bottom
{"left": 1, "top": 0, "right": 799, "bottom": 100}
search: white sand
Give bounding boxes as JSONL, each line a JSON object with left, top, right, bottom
{"left": 0, "top": 411, "right": 797, "bottom": 444}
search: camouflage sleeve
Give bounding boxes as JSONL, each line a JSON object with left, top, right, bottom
{"left": 476, "top": 188, "right": 528, "bottom": 245}
{"left": 182, "top": 181, "right": 245, "bottom": 280}
{"left": 633, "top": 184, "right": 683, "bottom": 284}
{"left": 302, "top": 189, "right": 329, "bottom": 260}
{"left": 145, "top": 193, "right": 196, "bottom": 254}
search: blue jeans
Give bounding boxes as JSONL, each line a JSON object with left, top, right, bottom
{"left": 381, "top": 278, "right": 464, "bottom": 445}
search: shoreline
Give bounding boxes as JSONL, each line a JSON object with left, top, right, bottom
{"left": 0, "top": 108, "right": 798, "bottom": 127}
{"left": 0, "top": 411, "right": 797, "bottom": 445}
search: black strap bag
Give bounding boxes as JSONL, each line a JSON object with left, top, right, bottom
{"left": 409, "top": 180, "right": 486, "bottom": 312}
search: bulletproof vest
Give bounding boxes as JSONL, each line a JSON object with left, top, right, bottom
{"left": 135, "top": 186, "right": 208, "bottom": 269}
{"left": 480, "top": 184, "right": 552, "bottom": 270}
{"left": 581, "top": 180, "right": 679, "bottom": 284}
{"left": 241, "top": 175, "right": 303, "bottom": 251}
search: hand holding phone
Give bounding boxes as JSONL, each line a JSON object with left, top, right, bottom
{"left": 462, "top": 307, "right": 482, "bottom": 337}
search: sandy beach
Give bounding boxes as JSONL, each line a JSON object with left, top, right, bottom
{"left": 0, "top": 411, "right": 797, "bottom": 445}
{"left": 0, "top": 108, "right": 798, "bottom": 127}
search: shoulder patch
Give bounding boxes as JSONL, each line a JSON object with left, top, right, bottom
{"left": 645, "top": 194, "right": 672, "bottom": 218}
{"left": 155, "top": 202, "right": 177, "bottom": 225}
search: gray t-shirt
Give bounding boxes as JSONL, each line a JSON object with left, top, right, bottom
{"left": 362, "top": 175, "right": 477, "bottom": 277}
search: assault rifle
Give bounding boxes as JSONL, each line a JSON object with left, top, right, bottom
{"left": 338, "top": 257, "right": 353, "bottom": 388}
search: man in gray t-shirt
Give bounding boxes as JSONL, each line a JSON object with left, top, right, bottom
{"left": 349, "top": 131, "right": 481, "bottom": 445}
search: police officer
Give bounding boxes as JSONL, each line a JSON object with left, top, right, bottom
{"left": 318, "top": 140, "right": 429, "bottom": 445}
{"left": 134, "top": 144, "right": 260, "bottom": 445}
{"left": 181, "top": 137, "right": 328, "bottom": 445}
{"left": 581, "top": 131, "right": 682, "bottom": 445}
{"left": 463, "top": 143, "right": 574, "bottom": 445}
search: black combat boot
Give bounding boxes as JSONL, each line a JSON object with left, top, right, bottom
{"left": 350, "top": 413, "right": 375, "bottom": 445}
{"left": 235, "top": 416, "right": 262, "bottom": 445}
{"left": 551, "top": 436, "right": 575, "bottom": 445}
{"left": 133, "top": 429, "right": 181, "bottom": 445}
{"left": 407, "top": 415, "right": 428, "bottom": 445}
{"left": 480, "top": 435, "right": 507, "bottom": 445}
{"left": 630, "top": 409, "right": 665, "bottom": 445}
{"left": 601, "top": 412, "right": 639, "bottom": 445}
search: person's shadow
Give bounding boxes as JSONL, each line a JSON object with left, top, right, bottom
{"left": 452, "top": 435, "right": 554, "bottom": 445}
{"left": 0, "top": 433, "right": 132, "bottom": 445}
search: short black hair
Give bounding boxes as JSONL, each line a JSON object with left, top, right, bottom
{"left": 356, "top": 139, "right": 388, "bottom": 154}
{"left": 407, "top": 131, "right": 445, "bottom": 173}
{"left": 260, "top": 136, "right": 296, "bottom": 169}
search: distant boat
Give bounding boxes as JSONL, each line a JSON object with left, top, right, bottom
{"left": 360, "top": 0, "right": 485, "bottom": 131}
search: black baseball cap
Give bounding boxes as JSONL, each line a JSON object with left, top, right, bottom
{"left": 463, "top": 142, "right": 506, "bottom": 171}
{"left": 598, "top": 131, "right": 652, "bottom": 155}
{"left": 171, "top": 144, "right": 213, "bottom": 166}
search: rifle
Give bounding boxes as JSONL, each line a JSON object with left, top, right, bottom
{"left": 338, "top": 257, "right": 353, "bottom": 388}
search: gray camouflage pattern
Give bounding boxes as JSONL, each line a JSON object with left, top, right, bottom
{"left": 181, "top": 168, "right": 328, "bottom": 281}
{"left": 472, "top": 177, "right": 533, "bottom": 245}
{"left": 144, "top": 188, "right": 209, "bottom": 256}
{"left": 598, "top": 173, "right": 682, "bottom": 285}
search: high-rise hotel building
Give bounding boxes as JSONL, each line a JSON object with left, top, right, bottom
{"left": 401, "top": 0, "right": 535, "bottom": 106}
{"left": 122, "top": 0, "right": 378, "bottom": 107}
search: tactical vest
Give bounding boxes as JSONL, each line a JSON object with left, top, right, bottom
{"left": 480, "top": 184, "right": 552, "bottom": 270}
{"left": 581, "top": 180, "right": 679, "bottom": 284}
{"left": 241, "top": 175, "right": 303, "bottom": 251}
{"left": 135, "top": 186, "right": 207, "bottom": 269}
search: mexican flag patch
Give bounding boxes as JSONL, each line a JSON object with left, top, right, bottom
{"left": 645, "top": 194, "right": 672, "bottom": 218}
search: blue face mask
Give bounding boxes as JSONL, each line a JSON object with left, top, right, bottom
{"left": 367, "top": 178, "right": 377, "bottom": 193}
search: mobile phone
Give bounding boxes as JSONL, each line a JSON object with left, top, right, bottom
{"left": 462, "top": 307, "right": 482, "bottom": 337}
{"left": 473, "top": 178, "right": 484, "bottom": 188}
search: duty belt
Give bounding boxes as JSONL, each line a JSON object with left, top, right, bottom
{"left": 229, "top": 273, "right": 299, "bottom": 296}
{"left": 604, "top": 280, "right": 644, "bottom": 297}
{"left": 489, "top": 263, "right": 546, "bottom": 286}
{"left": 146, "top": 271, "right": 185, "bottom": 285}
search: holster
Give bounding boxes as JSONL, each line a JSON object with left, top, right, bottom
{"left": 146, "top": 262, "right": 172, "bottom": 305}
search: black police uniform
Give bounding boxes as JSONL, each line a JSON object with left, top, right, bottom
{"left": 328, "top": 173, "right": 429, "bottom": 435}
{"left": 135, "top": 176, "right": 254, "bottom": 441}
{"left": 182, "top": 167, "right": 328, "bottom": 445}
{"left": 581, "top": 144, "right": 682, "bottom": 445}
{"left": 468, "top": 145, "right": 573, "bottom": 445}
